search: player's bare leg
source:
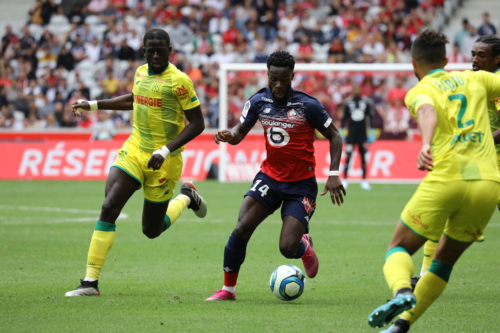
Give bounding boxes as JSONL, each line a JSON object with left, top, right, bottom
{"left": 142, "top": 181, "right": 208, "bottom": 238}
{"left": 66, "top": 167, "right": 139, "bottom": 296}
{"left": 206, "top": 196, "right": 269, "bottom": 301}
{"left": 279, "top": 215, "right": 318, "bottom": 278}
{"left": 233, "top": 196, "right": 270, "bottom": 239}
{"left": 279, "top": 216, "right": 306, "bottom": 258}
{"left": 142, "top": 200, "right": 170, "bottom": 238}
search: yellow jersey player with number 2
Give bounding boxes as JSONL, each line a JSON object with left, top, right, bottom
{"left": 411, "top": 34, "right": 500, "bottom": 292}
{"left": 65, "top": 29, "right": 208, "bottom": 297}
{"left": 367, "top": 30, "right": 500, "bottom": 333}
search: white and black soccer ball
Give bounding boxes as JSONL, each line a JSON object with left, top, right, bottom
{"left": 269, "top": 264, "right": 306, "bottom": 301}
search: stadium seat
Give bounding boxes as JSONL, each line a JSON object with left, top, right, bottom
{"left": 312, "top": 43, "right": 328, "bottom": 62}
{"left": 286, "top": 43, "right": 299, "bottom": 57}
{"left": 118, "top": 60, "right": 130, "bottom": 73}
{"left": 84, "top": 15, "right": 101, "bottom": 26}
{"left": 181, "top": 43, "right": 195, "bottom": 55}
{"left": 66, "top": 71, "right": 77, "bottom": 87}
{"left": 47, "top": 23, "right": 71, "bottom": 35}
{"left": 186, "top": 53, "right": 201, "bottom": 69}
{"left": 211, "top": 34, "right": 222, "bottom": 53}
{"left": 49, "top": 14, "right": 69, "bottom": 26}
{"left": 92, "top": 25, "right": 108, "bottom": 41}
{"left": 76, "top": 60, "right": 95, "bottom": 74}
{"left": 35, "top": 67, "right": 46, "bottom": 78}
{"left": 28, "top": 24, "right": 44, "bottom": 41}
{"left": 366, "top": 6, "right": 381, "bottom": 19}
{"left": 90, "top": 86, "right": 102, "bottom": 100}
{"left": 136, "top": 16, "right": 147, "bottom": 27}
{"left": 321, "top": 24, "right": 331, "bottom": 38}
{"left": 83, "top": 77, "right": 97, "bottom": 88}
{"left": 124, "top": 15, "right": 137, "bottom": 27}
{"left": 13, "top": 111, "right": 25, "bottom": 129}
{"left": 94, "top": 60, "right": 106, "bottom": 73}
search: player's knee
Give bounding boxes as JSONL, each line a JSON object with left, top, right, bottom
{"left": 100, "top": 202, "right": 121, "bottom": 222}
{"left": 279, "top": 242, "right": 298, "bottom": 259}
{"left": 233, "top": 222, "right": 253, "bottom": 239}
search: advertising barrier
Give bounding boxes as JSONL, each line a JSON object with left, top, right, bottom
{"left": 0, "top": 133, "right": 424, "bottom": 182}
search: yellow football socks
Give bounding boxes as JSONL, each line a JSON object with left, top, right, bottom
{"left": 420, "top": 240, "right": 438, "bottom": 276}
{"left": 85, "top": 221, "right": 116, "bottom": 281}
{"left": 164, "top": 194, "right": 190, "bottom": 229}
{"left": 383, "top": 247, "right": 414, "bottom": 295}
{"left": 401, "top": 259, "right": 451, "bottom": 324}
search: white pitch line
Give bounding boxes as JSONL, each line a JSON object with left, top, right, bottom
{"left": 0, "top": 205, "right": 102, "bottom": 214}
{"left": 0, "top": 204, "right": 498, "bottom": 227}
{"left": 2, "top": 217, "right": 98, "bottom": 225}
{"left": 0, "top": 205, "right": 128, "bottom": 225}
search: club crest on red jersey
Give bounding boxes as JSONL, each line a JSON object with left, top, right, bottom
{"left": 302, "top": 197, "right": 316, "bottom": 215}
{"left": 287, "top": 109, "right": 298, "bottom": 120}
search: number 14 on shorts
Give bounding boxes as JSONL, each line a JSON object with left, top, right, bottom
{"left": 251, "top": 180, "right": 269, "bottom": 197}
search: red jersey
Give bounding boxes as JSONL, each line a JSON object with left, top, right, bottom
{"left": 240, "top": 87, "right": 332, "bottom": 182}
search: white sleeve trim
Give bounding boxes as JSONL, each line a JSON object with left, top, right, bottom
{"left": 324, "top": 117, "right": 332, "bottom": 128}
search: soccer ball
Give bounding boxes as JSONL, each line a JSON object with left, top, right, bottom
{"left": 269, "top": 264, "right": 306, "bottom": 301}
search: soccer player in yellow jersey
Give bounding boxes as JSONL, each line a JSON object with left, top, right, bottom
{"left": 412, "top": 35, "right": 500, "bottom": 290}
{"left": 65, "top": 29, "right": 207, "bottom": 296}
{"left": 367, "top": 30, "right": 500, "bottom": 333}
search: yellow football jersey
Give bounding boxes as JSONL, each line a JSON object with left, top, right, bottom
{"left": 487, "top": 69, "right": 500, "bottom": 163}
{"left": 405, "top": 69, "right": 500, "bottom": 182}
{"left": 128, "top": 62, "right": 201, "bottom": 153}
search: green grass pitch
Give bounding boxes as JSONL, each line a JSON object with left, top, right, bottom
{"left": 1, "top": 180, "right": 500, "bottom": 333}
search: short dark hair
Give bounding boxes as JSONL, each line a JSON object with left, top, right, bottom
{"left": 411, "top": 29, "right": 448, "bottom": 65}
{"left": 267, "top": 50, "right": 295, "bottom": 71}
{"left": 143, "top": 29, "right": 170, "bottom": 47}
{"left": 476, "top": 34, "right": 500, "bottom": 68}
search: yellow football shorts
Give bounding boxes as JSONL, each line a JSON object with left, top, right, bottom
{"left": 112, "top": 141, "right": 183, "bottom": 203}
{"left": 400, "top": 179, "right": 500, "bottom": 243}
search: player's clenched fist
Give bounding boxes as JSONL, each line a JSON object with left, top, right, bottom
{"left": 148, "top": 146, "right": 170, "bottom": 171}
{"left": 214, "top": 130, "right": 234, "bottom": 144}
{"left": 147, "top": 154, "right": 165, "bottom": 171}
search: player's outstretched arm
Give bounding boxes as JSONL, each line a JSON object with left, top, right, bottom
{"left": 148, "top": 105, "right": 205, "bottom": 170}
{"left": 319, "top": 123, "right": 346, "bottom": 206}
{"left": 71, "top": 94, "right": 134, "bottom": 117}
{"left": 416, "top": 104, "right": 436, "bottom": 171}
{"left": 214, "top": 123, "right": 252, "bottom": 145}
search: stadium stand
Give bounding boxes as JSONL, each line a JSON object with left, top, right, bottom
{"left": 0, "top": 0, "right": 481, "bottom": 141}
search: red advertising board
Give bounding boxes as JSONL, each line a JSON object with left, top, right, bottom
{"left": 0, "top": 134, "right": 425, "bottom": 182}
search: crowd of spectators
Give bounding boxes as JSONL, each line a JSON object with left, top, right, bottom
{"left": 0, "top": 0, "right": 489, "bottom": 141}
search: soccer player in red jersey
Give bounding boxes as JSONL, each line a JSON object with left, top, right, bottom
{"left": 206, "top": 50, "right": 345, "bottom": 301}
